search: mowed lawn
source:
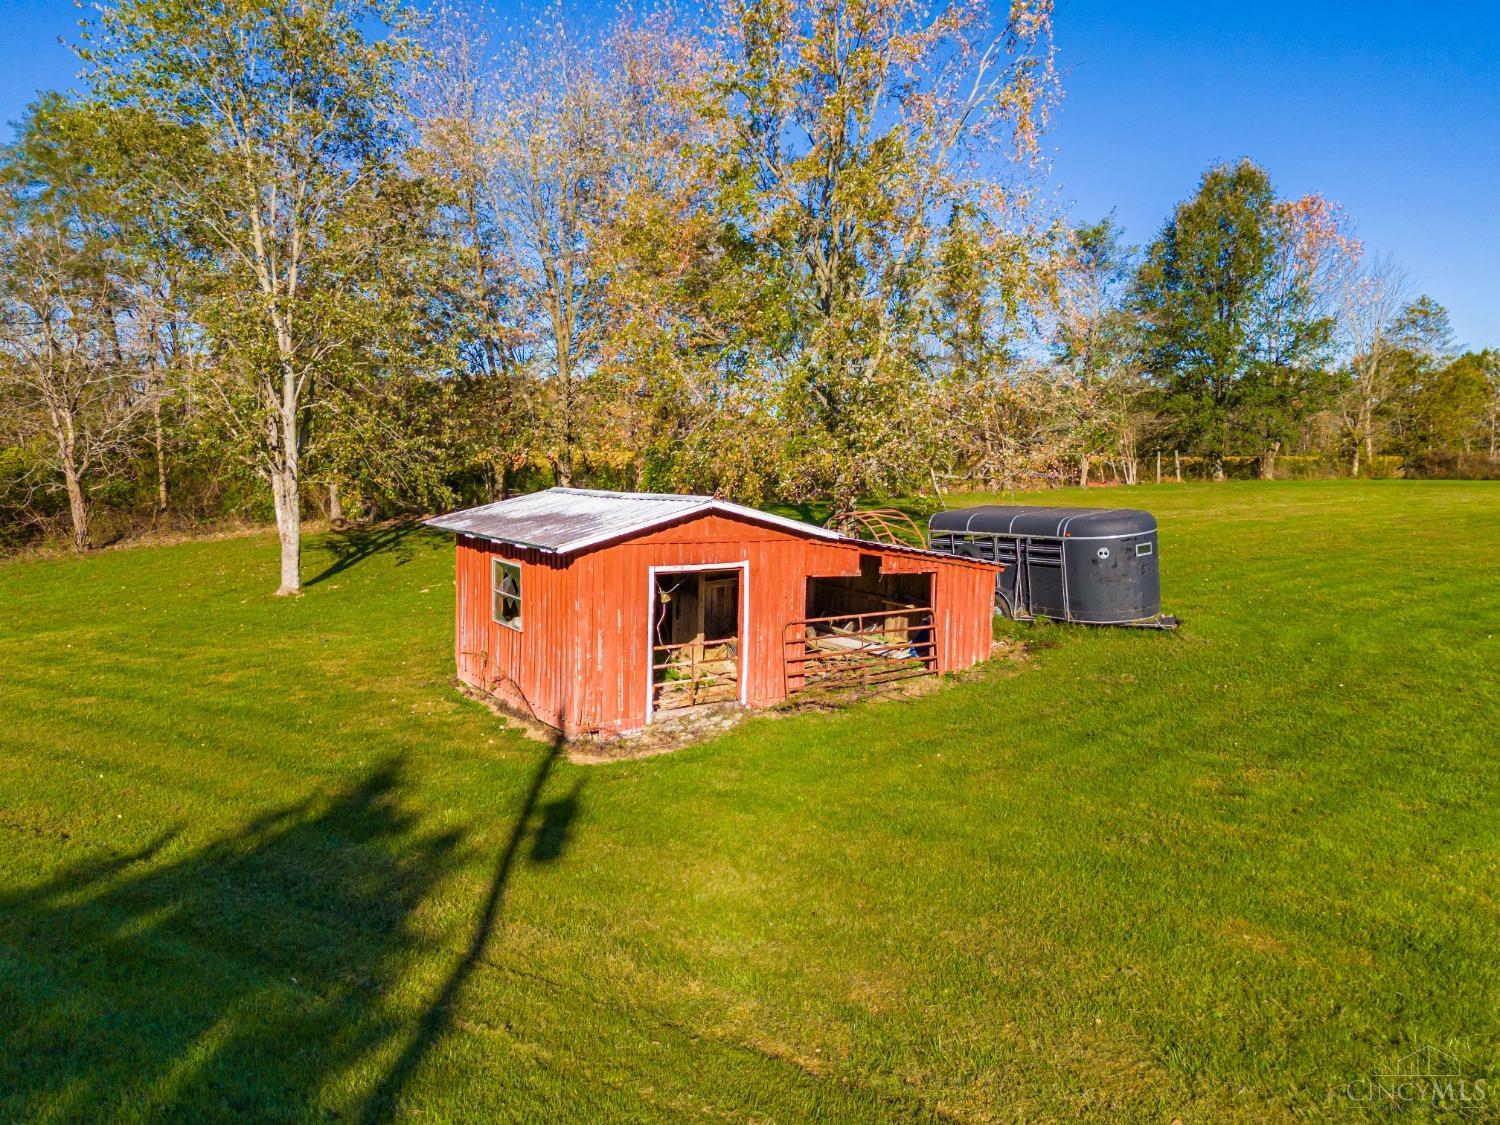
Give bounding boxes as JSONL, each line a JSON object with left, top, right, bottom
{"left": 0, "top": 481, "right": 1496, "bottom": 1121}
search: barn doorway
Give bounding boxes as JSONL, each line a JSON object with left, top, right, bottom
{"left": 784, "top": 557, "right": 937, "bottom": 694}
{"left": 649, "top": 565, "right": 745, "bottom": 718}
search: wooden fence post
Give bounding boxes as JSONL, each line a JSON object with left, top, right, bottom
{"left": 1155, "top": 450, "right": 1161, "bottom": 484}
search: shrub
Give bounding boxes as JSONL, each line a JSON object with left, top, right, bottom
{"left": 1405, "top": 451, "right": 1500, "bottom": 480}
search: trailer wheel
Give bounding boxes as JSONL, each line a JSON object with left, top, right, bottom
{"left": 994, "top": 589, "right": 1015, "bottom": 618}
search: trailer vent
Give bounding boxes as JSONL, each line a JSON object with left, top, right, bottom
{"left": 1027, "top": 539, "right": 1063, "bottom": 567}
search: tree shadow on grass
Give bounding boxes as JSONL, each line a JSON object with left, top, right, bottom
{"left": 304, "top": 522, "right": 428, "bottom": 587}
{"left": 0, "top": 741, "right": 581, "bottom": 1120}
{"left": 361, "top": 730, "right": 569, "bottom": 1120}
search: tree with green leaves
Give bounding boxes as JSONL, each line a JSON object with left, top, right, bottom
{"left": 81, "top": 0, "right": 419, "bottom": 593}
{"left": 1409, "top": 351, "right": 1493, "bottom": 454}
{"left": 0, "top": 96, "right": 151, "bottom": 552}
{"left": 1380, "top": 297, "right": 1477, "bottom": 458}
{"left": 1133, "top": 160, "right": 1335, "bottom": 479}
{"left": 1388, "top": 294, "right": 1456, "bottom": 361}
{"left": 703, "top": 0, "right": 1058, "bottom": 512}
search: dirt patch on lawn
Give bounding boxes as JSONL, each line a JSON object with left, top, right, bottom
{"left": 1211, "top": 917, "right": 1287, "bottom": 955}
{"left": 569, "top": 704, "right": 750, "bottom": 764}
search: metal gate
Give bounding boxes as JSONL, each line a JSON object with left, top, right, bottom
{"left": 782, "top": 607, "right": 937, "bottom": 696}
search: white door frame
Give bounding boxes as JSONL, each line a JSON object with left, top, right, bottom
{"left": 645, "top": 561, "right": 750, "bottom": 723}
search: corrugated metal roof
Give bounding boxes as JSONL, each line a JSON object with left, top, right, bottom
{"left": 424, "top": 487, "right": 847, "bottom": 555}
{"left": 425, "top": 487, "right": 998, "bottom": 566}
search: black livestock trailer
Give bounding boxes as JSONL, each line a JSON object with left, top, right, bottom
{"left": 928, "top": 505, "right": 1177, "bottom": 628}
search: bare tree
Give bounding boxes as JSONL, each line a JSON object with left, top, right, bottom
{"left": 1261, "top": 194, "right": 1359, "bottom": 478}
{"left": 407, "top": 6, "right": 536, "bottom": 501}
{"left": 1051, "top": 218, "right": 1145, "bottom": 486}
{"left": 1483, "top": 350, "right": 1500, "bottom": 457}
{"left": 1341, "top": 253, "right": 1410, "bottom": 476}
{"left": 0, "top": 253, "right": 148, "bottom": 552}
{"left": 411, "top": 8, "right": 505, "bottom": 372}
{"left": 482, "top": 11, "right": 614, "bottom": 487}
{"left": 121, "top": 152, "right": 198, "bottom": 519}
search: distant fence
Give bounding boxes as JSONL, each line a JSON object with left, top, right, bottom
{"left": 1164, "top": 454, "right": 1405, "bottom": 481}
{"left": 1160, "top": 452, "right": 1499, "bottom": 482}
{"left": 948, "top": 452, "right": 1455, "bottom": 493}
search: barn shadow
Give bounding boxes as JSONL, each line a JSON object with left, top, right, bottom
{"left": 305, "top": 521, "right": 426, "bottom": 587}
{"left": 0, "top": 743, "right": 583, "bottom": 1119}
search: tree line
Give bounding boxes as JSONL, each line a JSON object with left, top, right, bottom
{"left": 1, "top": 0, "right": 1495, "bottom": 590}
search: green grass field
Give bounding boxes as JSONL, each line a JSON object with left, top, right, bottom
{"left": 1, "top": 481, "right": 1496, "bottom": 1121}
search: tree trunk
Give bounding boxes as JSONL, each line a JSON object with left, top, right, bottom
{"left": 144, "top": 298, "right": 170, "bottom": 519}
{"left": 270, "top": 376, "right": 302, "bottom": 596}
{"left": 1077, "top": 453, "right": 1090, "bottom": 488}
{"left": 1155, "top": 451, "right": 1161, "bottom": 484}
{"left": 327, "top": 481, "right": 344, "bottom": 524}
{"left": 63, "top": 463, "right": 91, "bottom": 553}
{"left": 266, "top": 338, "right": 304, "bottom": 594}
{"left": 152, "top": 395, "right": 169, "bottom": 514}
{"left": 53, "top": 411, "right": 92, "bottom": 552}
{"left": 272, "top": 466, "right": 301, "bottom": 595}
{"left": 1351, "top": 444, "right": 1361, "bottom": 478}
{"left": 1260, "top": 442, "right": 1280, "bottom": 480}
{"left": 1174, "top": 450, "right": 1182, "bottom": 482}
{"left": 1211, "top": 456, "right": 1225, "bottom": 482}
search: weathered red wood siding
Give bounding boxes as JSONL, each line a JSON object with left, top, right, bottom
{"left": 454, "top": 535, "right": 576, "bottom": 727}
{"left": 452, "top": 510, "right": 998, "bottom": 735}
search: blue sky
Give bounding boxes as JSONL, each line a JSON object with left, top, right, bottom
{"left": 3, "top": 0, "right": 1496, "bottom": 346}
{"left": 1046, "top": 1, "right": 1499, "bottom": 349}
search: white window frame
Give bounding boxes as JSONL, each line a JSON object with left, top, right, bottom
{"left": 492, "top": 558, "right": 522, "bottom": 631}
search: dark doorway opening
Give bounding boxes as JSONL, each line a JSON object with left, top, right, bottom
{"left": 803, "top": 559, "right": 932, "bottom": 620}
{"left": 650, "top": 568, "right": 742, "bottom": 716}
{"left": 786, "top": 565, "right": 937, "bottom": 694}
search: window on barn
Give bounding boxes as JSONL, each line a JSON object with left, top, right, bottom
{"left": 492, "top": 559, "right": 522, "bottom": 630}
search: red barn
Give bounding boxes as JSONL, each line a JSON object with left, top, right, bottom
{"left": 425, "top": 489, "right": 1001, "bottom": 736}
